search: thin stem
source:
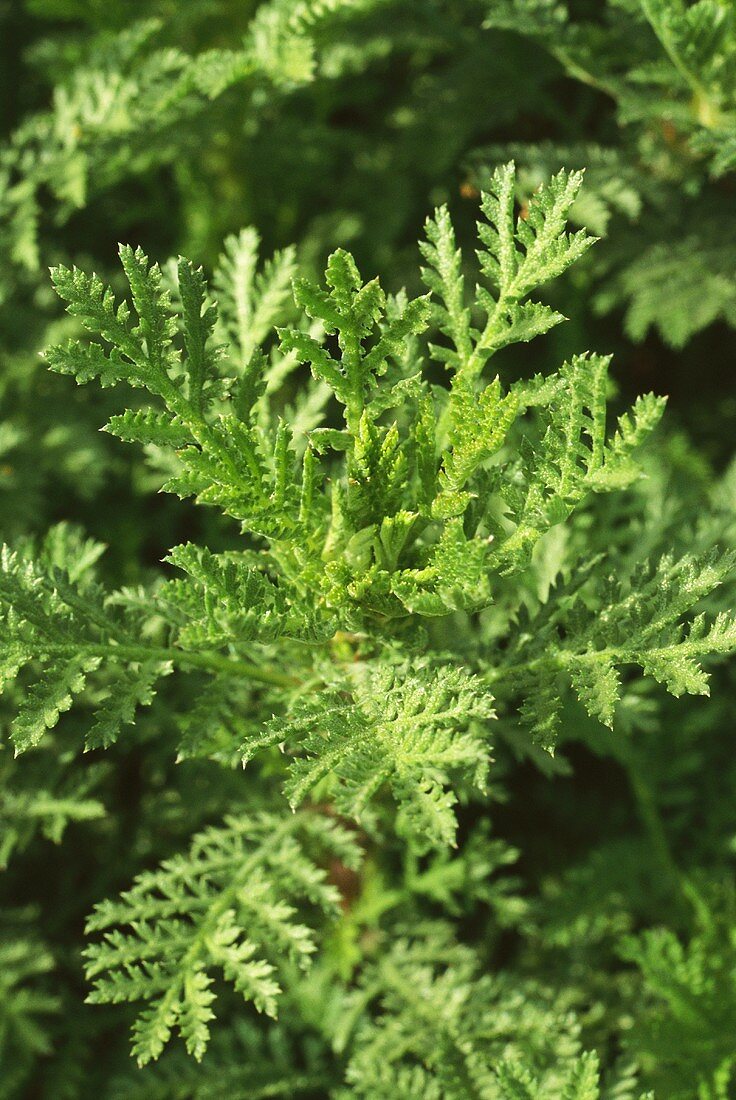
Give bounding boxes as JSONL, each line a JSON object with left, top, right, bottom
{"left": 40, "top": 640, "right": 298, "bottom": 690}
{"left": 548, "top": 44, "right": 619, "bottom": 99}
{"left": 617, "top": 739, "right": 692, "bottom": 915}
{"left": 639, "top": 0, "right": 722, "bottom": 129}
{"left": 484, "top": 636, "right": 732, "bottom": 688}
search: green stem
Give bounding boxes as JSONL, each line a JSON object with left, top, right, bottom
{"left": 639, "top": 0, "right": 722, "bottom": 129}
{"left": 485, "top": 636, "right": 733, "bottom": 687}
{"left": 42, "top": 641, "right": 298, "bottom": 690}
{"left": 549, "top": 44, "right": 620, "bottom": 99}
{"left": 618, "top": 742, "right": 691, "bottom": 912}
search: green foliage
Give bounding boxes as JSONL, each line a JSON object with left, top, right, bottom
{"left": 0, "top": 3, "right": 389, "bottom": 297}
{"left": 254, "top": 662, "right": 493, "bottom": 850}
{"left": 485, "top": 0, "right": 736, "bottom": 175}
{"left": 84, "top": 811, "right": 360, "bottom": 1065}
{"left": 106, "top": 1017, "right": 333, "bottom": 1098}
{"left": 0, "top": 750, "right": 105, "bottom": 868}
{"left": 619, "top": 888, "right": 736, "bottom": 1099}
{"left": 335, "top": 926, "right": 652, "bottom": 1098}
{"left": 490, "top": 548, "right": 736, "bottom": 746}
{"left": 481, "top": 0, "right": 736, "bottom": 346}
{"left": 3, "top": 3, "right": 736, "bottom": 1096}
{"left": 1, "top": 166, "right": 735, "bottom": 1092}
{"left": 421, "top": 162, "right": 594, "bottom": 377}
{"left": 6, "top": 176, "right": 716, "bottom": 779}
{"left": 0, "top": 923, "right": 59, "bottom": 1099}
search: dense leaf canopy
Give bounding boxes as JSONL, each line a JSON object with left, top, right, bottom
{"left": 2, "top": 2, "right": 736, "bottom": 1096}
